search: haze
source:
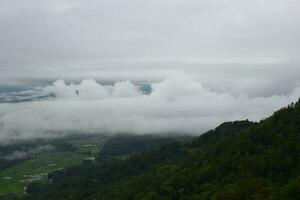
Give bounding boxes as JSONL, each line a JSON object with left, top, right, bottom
{"left": 0, "top": 0, "right": 299, "bottom": 141}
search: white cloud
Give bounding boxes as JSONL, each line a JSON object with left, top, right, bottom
{"left": 44, "top": 79, "right": 140, "bottom": 100}
{"left": 44, "top": 79, "right": 109, "bottom": 100}
{"left": 112, "top": 80, "right": 140, "bottom": 97}
{"left": 0, "top": 74, "right": 299, "bottom": 141}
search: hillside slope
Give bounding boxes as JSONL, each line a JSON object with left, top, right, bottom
{"left": 12, "top": 99, "right": 300, "bottom": 200}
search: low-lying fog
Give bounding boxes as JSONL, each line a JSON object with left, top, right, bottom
{"left": 0, "top": 73, "right": 299, "bottom": 142}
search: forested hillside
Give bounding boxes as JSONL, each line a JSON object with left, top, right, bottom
{"left": 9, "top": 99, "right": 300, "bottom": 200}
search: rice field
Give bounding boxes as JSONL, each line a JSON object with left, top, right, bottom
{"left": 0, "top": 151, "right": 86, "bottom": 196}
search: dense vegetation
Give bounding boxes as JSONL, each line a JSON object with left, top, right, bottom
{"left": 4, "top": 99, "right": 300, "bottom": 199}
{"left": 97, "top": 134, "right": 192, "bottom": 162}
{"left": 0, "top": 134, "right": 188, "bottom": 198}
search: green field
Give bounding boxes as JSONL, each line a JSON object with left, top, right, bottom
{"left": 0, "top": 151, "right": 86, "bottom": 196}
{"left": 70, "top": 135, "right": 108, "bottom": 155}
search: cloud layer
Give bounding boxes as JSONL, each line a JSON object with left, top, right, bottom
{"left": 0, "top": 75, "right": 299, "bottom": 141}
{"left": 0, "top": 1, "right": 299, "bottom": 142}
{"left": 1, "top": 0, "right": 300, "bottom": 67}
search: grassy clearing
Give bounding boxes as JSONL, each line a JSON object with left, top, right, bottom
{"left": 0, "top": 151, "right": 86, "bottom": 196}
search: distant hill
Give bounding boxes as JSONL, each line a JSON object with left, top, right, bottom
{"left": 9, "top": 98, "right": 300, "bottom": 200}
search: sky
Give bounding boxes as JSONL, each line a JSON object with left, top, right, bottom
{"left": 0, "top": 0, "right": 300, "bottom": 141}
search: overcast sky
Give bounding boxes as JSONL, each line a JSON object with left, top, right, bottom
{"left": 0, "top": 0, "right": 300, "bottom": 141}
{"left": 1, "top": 0, "right": 300, "bottom": 82}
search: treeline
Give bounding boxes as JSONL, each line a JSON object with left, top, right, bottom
{"left": 97, "top": 134, "right": 193, "bottom": 163}
{"left": 5, "top": 99, "right": 300, "bottom": 199}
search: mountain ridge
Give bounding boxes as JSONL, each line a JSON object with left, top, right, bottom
{"left": 5, "top": 99, "right": 300, "bottom": 200}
